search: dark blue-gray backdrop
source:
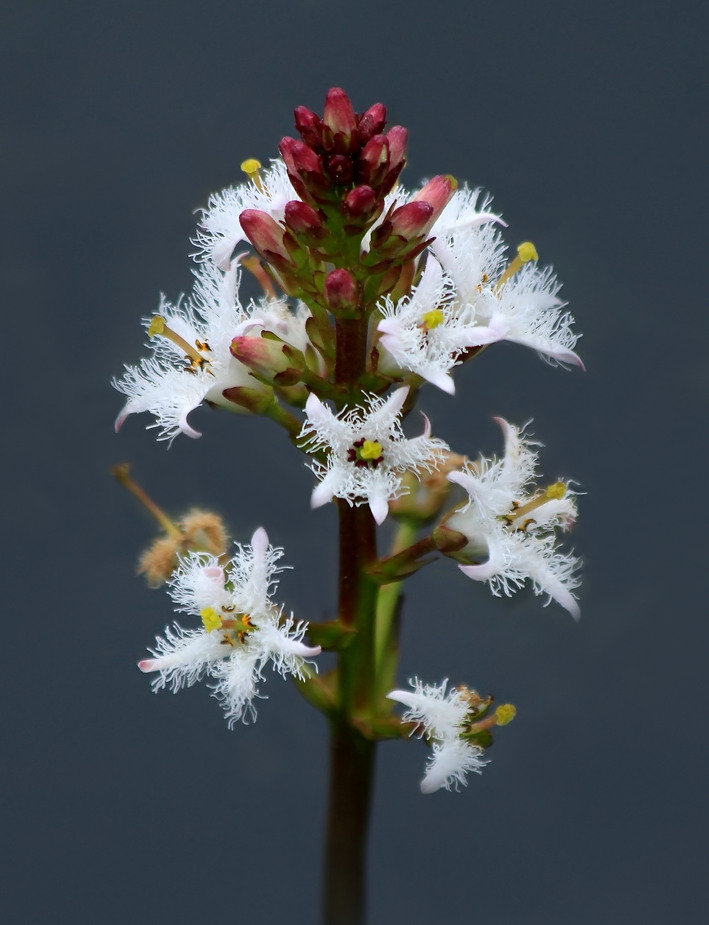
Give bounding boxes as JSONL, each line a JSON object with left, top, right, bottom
{"left": 3, "top": 1, "right": 706, "bottom": 922}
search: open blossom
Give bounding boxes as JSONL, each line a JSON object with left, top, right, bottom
{"left": 114, "top": 260, "right": 310, "bottom": 441}
{"left": 447, "top": 417, "right": 581, "bottom": 618}
{"left": 387, "top": 678, "right": 488, "bottom": 793}
{"left": 429, "top": 185, "right": 583, "bottom": 370}
{"left": 192, "top": 159, "right": 296, "bottom": 270}
{"left": 299, "top": 386, "right": 448, "bottom": 524}
{"left": 138, "top": 527, "right": 321, "bottom": 726}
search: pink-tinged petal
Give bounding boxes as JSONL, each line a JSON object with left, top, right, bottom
{"left": 213, "top": 237, "right": 239, "bottom": 271}
{"left": 384, "top": 385, "right": 409, "bottom": 416}
{"left": 114, "top": 411, "right": 128, "bottom": 432}
{"left": 250, "top": 526, "right": 269, "bottom": 557}
{"left": 504, "top": 331, "right": 586, "bottom": 370}
{"left": 178, "top": 413, "right": 202, "bottom": 439}
{"left": 448, "top": 469, "right": 478, "bottom": 495}
{"left": 138, "top": 659, "right": 158, "bottom": 673}
{"left": 311, "top": 473, "right": 338, "bottom": 509}
{"left": 459, "top": 560, "right": 499, "bottom": 582}
{"left": 368, "top": 491, "right": 389, "bottom": 525}
{"left": 203, "top": 566, "right": 225, "bottom": 582}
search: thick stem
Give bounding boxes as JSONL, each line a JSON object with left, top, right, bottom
{"left": 322, "top": 722, "right": 375, "bottom": 925}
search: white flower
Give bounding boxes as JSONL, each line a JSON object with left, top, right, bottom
{"left": 447, "top": 418, "right": 581, "bottom": 618}
{"left": 299, "top": 386, "right": 448, "bottom": 524}
{"left": 138, "top": 527, "right": 321, "bottom": 726}
{"left": 429, "top": 185, "right": 583, "bottom": 369}
{"left": 377, "top": 257, "right": 488, "bottom": 394}
{"left": 192, "top": 159, "right": 295, "bottom": 270}
{"left": 114, "top": 260, "right": 310, "bottom": 442}
{"left": 387, "top": 678, "right": 488, "bottom": 793}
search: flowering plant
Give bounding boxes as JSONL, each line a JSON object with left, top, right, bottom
{"left": 114, "top": 88, "right": 582, "bottom": 925}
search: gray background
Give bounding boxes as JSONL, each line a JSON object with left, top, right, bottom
{"left": 3, "top": 1, "right": 706, "bottom": 922}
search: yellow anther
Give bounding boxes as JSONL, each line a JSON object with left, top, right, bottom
{"left": 147, "top": 316, "right": 210, "bottom": 369}
{"left": 360, "top": 440, "right": 383, "bottom": 460}
{"left": 495, "top": 704, "right": 517, "bottom": 726}
{"left": 495, "top": 241, "right": 539, "bottom": 291}
{"left": 517, "top": 241, "right": 538, "bottom": 263}
{"left": 421, "top": 308, "right": 445, "bottom": 330}
{"left": 148, "top": 315, "right": 166, "bottom": 338}
{"left": 201, "top": 607, "right": 222, "bottom": 633}
{"left": 545, "top": 481, "right": 567, "bottom": 500}
{"left": 241, "top": 158, "right": 264, "bottom": 191}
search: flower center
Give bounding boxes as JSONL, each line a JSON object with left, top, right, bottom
{"left": 148, "top": 315, "right": 213, "bottom": 374}
{"left": 200, "top": 606, "right": 254, "bottom": 644}
{"left": 420, "top": 308, "right": 445, "bottom": 331}
{"left": 347, "top": 438, "right": 384, "bottom": 468}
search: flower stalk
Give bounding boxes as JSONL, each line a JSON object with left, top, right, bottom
{"left": 113, "top": 86, "right": 584, "bottom": 925}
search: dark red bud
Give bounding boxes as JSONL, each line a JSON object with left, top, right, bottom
{"left": 359, "top": 134, "right": 388, "bottom": 174}
{"left": 342, "top": 185, "right": 377, "bottom": 218}
{"left": 327, "top": 154, "right": 353, "bottom": 185}
{"left": 279, "top": 136, "right": 322, "bottom": 176}
{"left": 294, "top": 106, "right": 323, "bottom": 148}
{"left": 388, "top": 201, "right": 434, "bottom": 240}
{"left": 324, "top": 269, "right": 359, "bottom": 313}
{"left": 239, "top": 209, "right": 291, "bottom": 262}
{"left": 323, "top": 87, "right": 357, "bottom": 138}
{"left": 385, "top": 126, "right": 408, "bottom": 168}
{"left": 284, "top": 200, "right": 323, "bottom": 235}
{"left": 358, "top": 103, "right": 387, "bottom": 142}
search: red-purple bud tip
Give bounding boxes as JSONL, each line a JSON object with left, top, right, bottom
{"left": 239, "top": 209, "right": 290, "bottom": 262}
{"left": 323, "top": 87, "right": 357, "bottom": 138}
{"left": 324, "top": 268, "right": 359, "bottom": 313}
{"left": 284, "top": 200, "right": 323, "bottom": 235}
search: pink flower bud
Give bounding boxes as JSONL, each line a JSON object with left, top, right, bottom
{"left": 411, "top": 174, "right": 458, "bottom": 219}
{"left": 385, "top": 126, "right": 408, "bottom": 168}
{"left": 388, "top": 201, "right": 434, "bottom": 240}
{"left": 359, "top": 134, "right": 388, "bottom": 181}
{"left": 324, "top": 269, "right": 359, "bottom": 313}
{"left": 322, "top": 87, "right": 357, "bottom": 139}
{"left": 239, "top": 209, "right": 291, "bottom": 263}
{"left": 231, "top": 333, "right": 299, "bottom": 380}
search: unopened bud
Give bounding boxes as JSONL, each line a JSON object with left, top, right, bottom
{"left": 322, "top": 87, "right": 357, "bottom": 141}
{"left": 412, "top": 174, "right": 458, "bottom": 219}
{"left": 388, "top": 200, "right": 434, "bottom": 240}
{"left": 324, "top": 269, "right": 360, "bottom": 314}
{"left": 284, "top": 200, "right": 324, "bottom": 236}
{"left": 221, "top": 384, "right": 275, "bottom": 414}
{"left": 358, "top": 102, "right": 387, "bottom": 142}
{"left": 231, "top": 332, "right": 300, "bottom": 382}
{"left": 294, "top": 105, "right": 323, "bottom": 148}
{"left": 327, "top": 154, "right": 354, "bottom": 185}
{"left": 432, "top": 522, "right": 468, "bottom": 555}
{"left": 342, "top": 185, "right": 377, "bottom": 218}
{"left": 239, "top": 209, "right": 292, "bottom": 265}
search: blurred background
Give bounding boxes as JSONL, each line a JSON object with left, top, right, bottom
{"left": 3, "top": 1, "right": 706, "bottom": 922}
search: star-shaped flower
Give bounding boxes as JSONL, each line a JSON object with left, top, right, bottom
{"left": 387, "top": 678, "right": 488, "bottom": 793}
{"left": 430, "top": 185, "right": 583, "bottom": 369}
{"left": 192, "top": 159, "right": 295, "bottom": 270}
{"left": 114, "top": 260, "right": 309, "bottom": 441}
{"left": 447, "top": 418, "right": 581, "bottom": 618}
{"left": 138, "top": 527, "right": 321, "bottom": 726}
{"left": 299, "top": 386, "right": 448, "bottom": 524}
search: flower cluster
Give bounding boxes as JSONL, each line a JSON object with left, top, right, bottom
{"left": 138, "top": 528, "right": 320, "bottom": 726}
{"left": 116, "top": 88, "right": 584, "bottom": 797}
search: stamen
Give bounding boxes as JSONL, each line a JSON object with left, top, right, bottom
{"left": 239, "top": 254, "right": 278, "bottom": 298}
{"left": 241, "top": 158, "right": 264, "bottom": 191}
{"left": 504, "top": 481, "right": 567, "bottom": 526}
{"left": 495, "top": 241, "right": 539, "bottom": 291}
{"left": 148, "top": 315, "right": 211, "bottom": 371}
{"left": 494, "top": 704, "right": 517, "bottom": 726}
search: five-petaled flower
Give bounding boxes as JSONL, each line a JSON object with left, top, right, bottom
{"left": 447, "top": 417, "right": 581, "bottom": 618}
{"left": 138, "top": 527, "right": 321, "bottom": 726}
{"left": 299, "top": 386, "right": 448, "bottom": 524}
{"left": 114, "top": 260, "right": 310, "bottom": 441}
{"left": 387, "top": 678, "right": 489, "bottom": 793}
